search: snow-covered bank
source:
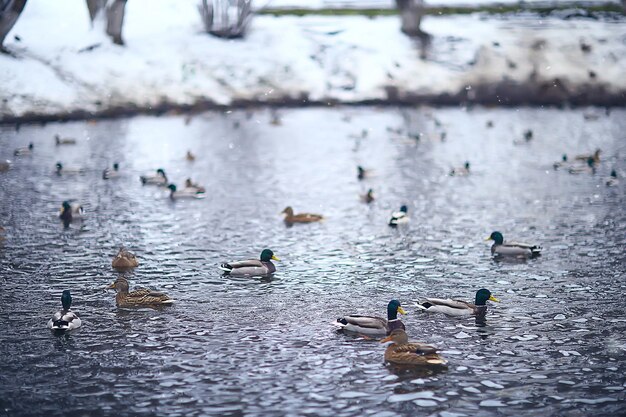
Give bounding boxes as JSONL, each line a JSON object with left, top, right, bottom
{"left": 1, "top": 0, "right": 624, "bottom": 122}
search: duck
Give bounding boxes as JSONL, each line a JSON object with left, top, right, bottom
{"left": 56, "top": 162, "right": 84, "bottom": 175}
{"left": 59, "top": 200, "right": 84, "bottom": 223}
{"left": 388, "top": 205, "right": 409, "bottom": 226}
{"left": 335, "top": 299, "right": 406, "bottom": 336}
{"left": 449, "top": 161, "right": 470, "bottom": 176}
{"left": 553, "top": 154, "right": 568, "bottom": 170}
{"left": 167, "top": 184, "right": 205, "bottom": 200}
{"left": 47, "top": 290, "right": 82, "bottom": 332}
{"left": 575, "top": 148, "right": 601, "bottom": 164}
{"left": 380, "top": 329, "right": 447, "bottom": 366}
{"left": 107, "top": 277, "right": 174, "bottom": 308}
{"left": 112, "top": 247, "right": 139, "bottom": 269}
{"left": 513, "top": 129, "right": 533, "bottom": 145}
{"left": 184, "top": 178, "right": 206, "bottom": 193}
{"left": 140, "top": 168, "right": 167, "bottom": 186}
{"left": 606, "top": 169, "right": 619, "bottom": 187}
{"left": 486, "top": 231, "right": 542, "bottom": 257}
{"left": 357, "top": 165, "right": 371, "bottom": 180}
{"left": 0, "top": 160, "right": 10, "bottom": 172}
{"left": 102, "top": 162, "right": 120, "bottom": 179}
{"left": 186, "top": 150, "right": 196, "bottom": 161}
{"left": 281, "top": 206, "right": 323, "bottom": 224}
{"left": 14, "top": 143, "right": 33, "bottom": 156}
{"left": 360, "top": 188, "right": 375, "bottom": 204}
{"left": 220, "top": 249, "right": 279, "bottom": 276}
{"left": 55, "top": 134, "right": 77, "bottom": 145}
{"left": 568, "top": 157, "right": 596, "bottom": 174}
{"left": 415, "top": 289, "right": 499, "bottom": 319}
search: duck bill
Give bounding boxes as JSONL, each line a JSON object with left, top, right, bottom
{"left": 484, "top": 236, "right": 493, "bottom": 241}
{"left": 380, "top": 335, "right": 393, "bottom": 344}
{"left": 489, "top": 295, "right": 500, "bottom": 302}
{"left": 397, "top": 306, "right": 407, "bottom": 315}
{"left": 271, "top": 255, "right": 280, "bottom": 261}
{"left": 106, "top": 282, "right": 116, "bottom": 290}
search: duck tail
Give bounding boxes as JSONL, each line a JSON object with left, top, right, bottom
{"left": 414, "top": 302, "right": 431, "bottom": 311}
{"left": 219, "top": 263, "right": 232, "bottom": 274}
{"left": 530, "top": 245, "right": 542, "bottom": 256}
{"left": 140, "top": 176, "right": 147, "bottom": 185}
{"left": 51, "top": 319, "right": 70, "bottom": 330}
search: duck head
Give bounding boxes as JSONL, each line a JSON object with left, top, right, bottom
{"left": 387, "top": 299, "right": 406, "bottom": 320}
{"left": 157, "top": 168, "right": 166, "bottom": 178}
{"left": 399, "top": 205, "right": 408, "bottom": 213}
{"left": 475, "top": 288, "right": 499, "bottom": 306}
{"left": 464, "top": 161, "right": 470, "bottom": 170}
{"left": 380, "top": 329, "right": 409, "bottom": 345}
{"left": 281, "top": 207, "right": 294, "bottom": 217}
{"left": 113, "top": 162, "right": 119, "bottom": 171}
{"left": 56, "top": 162, "right": 63, "bottom": 173}
{"left": 167, "top": 184, "right": 177, "bottom": 192}
{"left": 185, "top": 178, "right": 193, "bottom": 188}
{"left": 260, "top": 249, "right": 279, "bottom": 262}
{"left": 107, "top": 277, "right": 130, "bottom": 293}
{"left": 610, "top": 169, "right": 617, "bottom": 178}
{"left": 486, "top": 231, "right": 504, "bottom": 245}
{"left": 28, "top": 143, "right": 34, "bottom": 150}
{"left": 54, "top": 135, "right": 60, "bottom": 144}
{"left": 61, "top": 290, "right": 72, "bottom": 310}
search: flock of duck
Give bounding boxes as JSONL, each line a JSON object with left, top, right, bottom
{"left": 1, "top": 126, "right": 616, "bottom": 369}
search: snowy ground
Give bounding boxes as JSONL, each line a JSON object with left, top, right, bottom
{"left": 1, "top": 0, "right": 624, "bottom": 121}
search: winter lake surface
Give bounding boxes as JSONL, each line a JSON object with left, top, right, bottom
{"left": 0, "top": 106, "right": 625, "bottom": 416}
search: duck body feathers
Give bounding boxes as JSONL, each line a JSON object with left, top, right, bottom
{"left": 47, "top": 310, "right": 81, "bottom": 332}
{"left": 282, "top": 207, "right": 323, "bottom": 224}
{"left": 492, "top": 241, "right": 541, "bottom": 257}
{"left": 381, "top": 330, "right": 447, "bottom": 366}
{"left": 220, "top": 259, "right": 276, "bottom": 276}
{"left": 335, "top": 315, "right": 404, "bottom": 336}
{"left": 415, "top": 298, "right": 476, "bottom": 316}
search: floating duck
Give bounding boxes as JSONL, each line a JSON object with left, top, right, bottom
{"left": 553, "top": 154, "right": 568, "bottom": 170}
{"left": 281, "top": 206, "right": 323, "bottom": 224}
{"left": 415, "top": 289, "right": 499, "bottom": 319}
{"left": 55, "top": 134, "right": 77, "bottom": 145}
{"left": 47, "top": 290, "right": 82, "bottom": 332}
{"left": 59, "top": 200, "right": 84, "bottom": 223}
{"left": 357, "top": 166, "right": 371, "bottom": 180}
{"left": 140, "top": 169, "right": 167, "bottom": 186}
{"left": 449, "top": 161, "right": 470, "bottom": 176}
{"left": 112, "top": 247, "right": 139, "bottom": 270}
{"left": 486, "top": 231, "right": 542, "bottom": 258}
{"left": 14, "top": 143, "right": 33, "bottom": 156}
{"left": 107, "top": 277, "right": 174, "bottom": 308}
{"left": 575, "top": 149, "right": 601, "bottom": 164}
{"left": 167, "top": 184, "right": 205, "bottom": 199}
{"left": 102, "top": 162, "right": 120, "bottom": 179}
{"left": 361, "top": 188, "right": 375, "bottom": 203}
{"left": 335, "top": 299, "right": 406, "bottom": 336}
{"left": 56, "top": 162, "right": 84, "bottom": 175}
{"left": 568, "top": 157, "right": 596, "bottom": 174}
{"left": 380, "top": 329, "right": 447, "bottom": 366}
{"left": 388, "top": 205, "right": 409, "bottom": 226}
{"left": 0, "top": 160, "right": 10, "bottom": 172}
{"left": 606, "top": 169, "right": 619, "bottom": 187}
{"left": 184, "top": 178, "right": 206, "bottom": 193}
{"left": 219, "top": 249, "right": 279, "bottom": 276}
{"left": 186, "top": 150, "right": 196, "bottom": 161}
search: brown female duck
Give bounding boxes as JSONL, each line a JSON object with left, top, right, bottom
{"left": 107, "top": 277, "right": 174, "bottom": 308}
{"left": 112, "top": 248, "right": 139, "bottom": 270}
{"left": 380, "top": 329, "right": 447, "bottom": 366}
{"left": 281, "top": 206, "right": 323, "bottom": 223}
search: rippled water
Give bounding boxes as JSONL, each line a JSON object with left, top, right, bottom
{"left": 1, "top": 106, "right": 625, "bottom": 417}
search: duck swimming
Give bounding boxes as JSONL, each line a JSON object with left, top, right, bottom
{"left": 167, "top": 184, "right": 205, "bottom": 200}
{"left": 486, "top": 231, "right": 542, "bottom": 258}
{"left": 415, "top": 289, "right": 499, "bottom": 319}
{"left": 107, "top": 277, "right": 174, "bottom": 308}
{"left": 184, "top": 178, "right": 206, "bottom": 193}
{"left": 55, "top": 134, "right": 77, "bottom": 145}
{"left": 140, "top": 169, "right": 167, "bottom": 186}
{"left": 361, "top": 188, "right": 375, "bottom": 203}
{"left": 59, "top": 200, "right": 84, "bottom": 224}
{"left": 0, "top": 160, "right": 10, "bottom": 172}
{"left": 48, "top": 290, "right": 82, "bottom": 332}
{"left": 335, "top": 299, "right": 406, "bottom": 336}
{"left": 220, "top": 249, "right": 279, "bottom": 276}
{"left": 449, "top": 161, "right": 470, "bottom": 176}
{"left": 281, "top": 207, "right": 323, "bottom": 224}
{"left": 388, "top": 205, "right": 409, "bottom": 226}
{"left": 112, "top": 248, "right": 139, "bottom": 269}
{"left": 380, "top": 329, "right": 447, "bottom": 366}
{"left": 575, "top": 148, "right": 601, "bottom": 164}
{"left": 14, "top": 143, "right": 33, "bottom": 156}
{"left": 606, "top": 169, "right": 619, "bottom": 187}
{"left": 56, "top": 162, "right": 84, "bottom": 175}
{"left": 186, "top": 150, "right": 196, "bottom": 161}
{"left": 102, "top": 163, "right": 120, "bottom": 179}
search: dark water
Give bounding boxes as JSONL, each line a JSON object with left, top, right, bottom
{"left": 0, "top": 106, "right": 625, "bottom": 417}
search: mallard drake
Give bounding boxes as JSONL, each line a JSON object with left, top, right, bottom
{"left": 380, "top": 329, "right": 447, "bottom": 366}
{"left": 281, "top": 207, "right": 323, "bottom": 224}
{"left": 56, "top": 162, "right": 84, "bottom": 175}
{"left": 140, "top": 169, "right": 167, "bottom": 186}
{"left": 388, "top": 205, "right": 409, "bottom": 226}
{"left": 335, "top": 299, "right": 406, "bottom": 336}
{"left": 112, "top": 248, "right": 139, "bottom": 269}
{"left": 59, "top": 200, "right": 84, "bottom": 223}
{"left": 0, "top": 160, "right": 10, "bottom": 172}
{"left": 167, "top": 184, "right": 205, "bottom": 200}
{"left": 575, "top": 148, "right": 601, "bottom": 164}
{"left": 486, "top": 231, "right": 542, "bottom": 257}
{"left": 107, "top": 277, "right": 174, "bottom": 308}
{"left": 184, "top": 178, "right": 206, "bottom": 193}
{"left": 220, "top": 249, "right": 279, "bottom": 276}
{"left": 360, "top": 188, "right": 375, "bottom": 204}
{"left": 357, "top": 165, "right": 371, "bottom": 180}
{"left": 449, "top": 161, "right": 470, "bottom": 176}
{"left": 513, "top": 129, "right": 533, "bottom": 145}
{"left": 186, "top": 150, "right": 196, "bottom": 161}
{"left": 606, "top": 169, "right": 619, "bottom": 187}
{"left": 553, "top": 154, "right": 568, "bottom": 170}
{"left": 55, "top": 134, "right": 77, "bottom": 145}
{"left": 568, "top": 157, "right": 596, "bottom": 174}
{"left": 14, "top": 143, "right": 33, "bottom": 156}
{"left": 415, "top": 289, "right": 499, "bottom": 319}
{"left": 48, "top": 290, "right": 82, "bottom": 332}
{"left": 102, "top": 163, "right": 120, "bottom": 179}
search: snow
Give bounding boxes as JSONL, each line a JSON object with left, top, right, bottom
{"left": 262, "top": 0, "right": 620, "bottom": 8}
{"left": 1, "top": 0, "right": 624, "bottom": 120}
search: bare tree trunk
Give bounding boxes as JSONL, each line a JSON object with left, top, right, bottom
{"left": 86, "top": 0, "right": 106, "bottom": 23}
{"left": 106, "top": 0, "right": 127, "bottom": 45}
{"left": 395, "top": 0, "right": 424, "bottom": 37}
{"left": 198, "top": 0, "right": 252, "bottom": 39}
{"left": 0, "top": 0, "right": 27, "bottom": 53}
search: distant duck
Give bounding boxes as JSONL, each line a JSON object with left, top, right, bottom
{"left": 56, "top": 162, "right": 84, "bottom": 175}
{"left": 107, "top": 277, "right": 174, "bottom": 308}
{"left": 388, "top": 205, "right": 409, "bottom": 226}
{"left": 167, "top": 184, "right": 205, "bottom": 200}
{"left": 140, "top": 168, "right": 167, "bottom": 186}
{"left": 281, "top": 206, "right": 323, "bottom": 224}
{"left": 568, "top": 157, "right": 596, "bottom": 174}
{"left": 220, "top": 249, "right": 279, "bottom": 276}
{"left": 553, "top": 154, "right": 568, "bottom": 170}
{"left": 415, "top": 289, "right": 499, "bottom": 319}
{"left": 486, "top": 231, "right": 542, "bottom": 258}
{"left": 0, "top": 160, "right": 10, "bottom": 172}
{"left": 102, "top": 162, "right": 120, "bottom": 179}
{"left": 47, "top": 290, "right": 82, "bottom": 332}
{"left": 575, "top": 149, "right": 601, "bottom": 164}
{"left": 360, "top": 188, "right": 375, "bottom": 203}
{"left": 357, "top": 165, "right": 371, "bottom": 180}
{"left": 335, "top": 299, "right": 406, "bottom": 336}
{"left": 59, "top": 200, "right": 84, "bottom": 223}
{"left": 14, "top": 143, "right": 33, "bottom": 156}
{"left": 380, "top": 330, "right": 447, "bottom": 366}
{"left": 186, "top": 150, "right": 196, "bottom": 161}
{"left": 513, "top": 129, "right": 533, "bottom": 145}
{"left": 112, "top": 247, "right": 139, "bottom": 270}
{"left": 55, "top": 134, "right": 77, "bottom": 145}
{"left": 184, "top": 178, "right": 206, "bottom": 193}
{"left": 449, "top": 161, "right": 470, "bottom": 176}
{"left": 606, "top": 169, "right": 619, "bottom": 187}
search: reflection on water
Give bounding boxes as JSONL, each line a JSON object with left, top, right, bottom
{"left": 0, "top": 106, "right": 625, "bottom": 416}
